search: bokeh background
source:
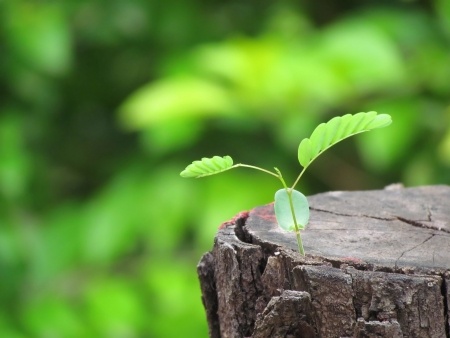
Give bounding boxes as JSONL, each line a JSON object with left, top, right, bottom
{"left": 1, "top": 0, "right": 450, "bottom": 337}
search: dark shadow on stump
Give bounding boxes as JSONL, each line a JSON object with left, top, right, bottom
{"left": 198, "top": 185, "right": 450, "bottom": 338}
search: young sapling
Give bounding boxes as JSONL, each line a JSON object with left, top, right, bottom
{"left": 180, "top": 112, "right": 392, "bottom": 255}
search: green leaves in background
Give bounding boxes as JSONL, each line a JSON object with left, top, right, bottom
{"left": 298, "top": 112, "right": 392, "bottom": 168}
{"left": 2, "top": 0, "right": 450, "bottom": 337}
{"left": 356, "top": 101, "right": 421, "bottom": 173}
{"left": 274, "top": 189, "right": 309, "bottom": 231}
{"left": 3, "top": 2, "right": 72, "bottom": 76}
{"left": 0, "top": 112, "right": 31, "bottom": 201}
{"left": 120, "top": 77, "right": 236, "bottom": 128}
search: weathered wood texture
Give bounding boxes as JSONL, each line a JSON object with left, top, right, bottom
{"left": 197, "top": 185, "right": 450, "bottom": 338}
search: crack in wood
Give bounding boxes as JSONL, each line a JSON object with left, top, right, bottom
{"left": 346, "top": 270, "right": 359, "bottom": 325}
{"left": 311, "top": 206, "right": 450, "bottom": 234}
{"left": 441, "top": 278, "right": 450, "bottom": 338}
{"left": 310, "top": 206, "right": 393, "bottom": 221}
{"left": 394, "top": 234, "right": 435, "bottom": 270}
{"left": 426, "top": 206, "right": 433, "bottom": 222}
{"left": 396, "top": 216, "right": 450, "bottom": 234}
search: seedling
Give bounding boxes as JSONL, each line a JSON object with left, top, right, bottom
{"left": 180, "top": 112, "right": 392, "bottom": 255}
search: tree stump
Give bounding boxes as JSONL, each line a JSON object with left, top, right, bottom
{"left": 197, "top": 185, "right": 450, "bottom": 338}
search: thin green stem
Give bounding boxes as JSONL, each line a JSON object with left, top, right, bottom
{"left": 234, "top": 164, "right": 279, "bottom": 178}
{"left": 236, "top": 164, "right": 306, "bottom": 255}
{"left": 274, "top": 167, "right": 288, "bottom": 187}
{"left": 295, "top": 230, "right": 305, "bottom": 256}
{"left": 274, "top": 168, "right": 305, "bottom": 256}
{"left": 291, "top": 165, "right": 308, "bottom": 190}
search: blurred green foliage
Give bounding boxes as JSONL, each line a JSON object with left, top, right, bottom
{"left": 1, "top": 0, "right": 450, "bottom": 337}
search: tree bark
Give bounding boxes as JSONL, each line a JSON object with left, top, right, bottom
{"left": 198, "top": 185, "right": 450, "bottom": 338}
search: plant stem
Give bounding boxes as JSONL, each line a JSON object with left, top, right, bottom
{"left": 286, "top": 189, "right": 305, "bottom": 255}
{"left": 274, "top": 168, "right": 305, "bottom": 256}
{"left": 295, "top": 230, "right": 305, "bottom": 255}
{"left": 234, "top": 164, "right": 279, "bottom": 178}
{"left": 238, "top": 165, "right": 307, "bottom": 255}
{"left": 291, "top": 165, "right": 308, "bottom": 190}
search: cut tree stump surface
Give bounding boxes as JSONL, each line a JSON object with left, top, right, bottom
{"left": 249, "top": 184, "right": 450, "bottom": 272}
{"left": 198, "top": 185, "right": 450, "bottom": 338}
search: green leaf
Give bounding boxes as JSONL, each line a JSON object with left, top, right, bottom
{"left": 298, "top": 111, "right": 392, "bottom": 168}
{"left": 274, "top": 189, "right": 309, "bottom": 231}
{"left": 180, "top": 156, "right": 234, "bottom": 178}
